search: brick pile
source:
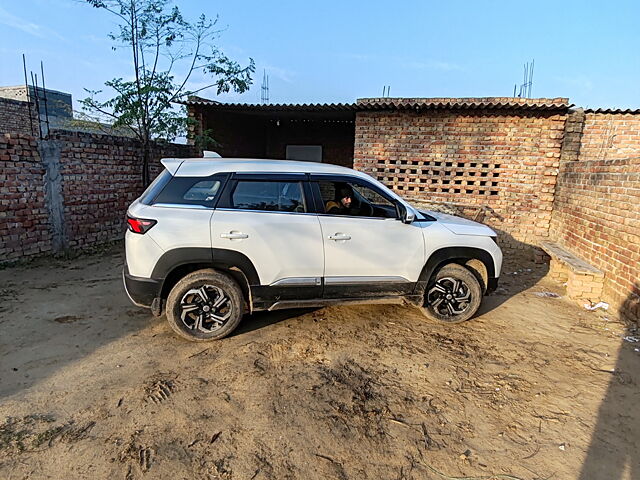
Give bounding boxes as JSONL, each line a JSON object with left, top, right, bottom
{"left": 548, "top": 259, "right": 605, "bottom": 302}
{"left": 542, "top": 241, "right": 605, "bottom": 305}
{"left": 565, "top": 271, "right": 605, "bottom": 303}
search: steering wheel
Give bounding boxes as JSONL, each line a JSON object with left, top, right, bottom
{"left": 359, "top": 201, "right": 374, "bottom": 217}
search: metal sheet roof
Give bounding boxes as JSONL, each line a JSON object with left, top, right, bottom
{"left": 584, "top": 108, "right": 640, "bottom": 114}
{"left": 184, "top": 96, "right": 571, "bottom": 112}
{"left": 356, "top": 97, "right": 570, "bottom": 111}
{"left": 184, "top": 97, "right": 358, "bottom": 111}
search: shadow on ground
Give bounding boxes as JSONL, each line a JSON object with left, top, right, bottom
{"left": 0, "top": 247, "right": 149, "bottom": 399}
{"left": 234, "top": 308, "right": 318, "bottom": 337}
{"left": 470, "top": 228, "right": 550, "bottom": 317}
{"left": 578, "top": 284, "right": 640, "bottom": 479}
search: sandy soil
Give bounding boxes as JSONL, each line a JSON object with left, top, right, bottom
{"left": 0, "top": 246, "right": 639, "bottom": 480}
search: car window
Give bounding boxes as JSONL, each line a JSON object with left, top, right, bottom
{"left": 183, "top": 180, "right": 221, "bottom": 201}
{"left": 318, "top": 180, "right": 397, "bottom": 218}
{"left": 140, "top": 169, "right": 172, "bottom": 205}
{"left": 152, "top": 174, "right": 226, "bottom": 207}
{"left": 231, "top": 181, "right": 306, "bottom": 213}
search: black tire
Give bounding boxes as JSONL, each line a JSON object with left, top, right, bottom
{"left": 166, "top": 269, "right": 244, "bottom": 341}
{"left": 419, "top": 263, "right": 482, "bottom": 324}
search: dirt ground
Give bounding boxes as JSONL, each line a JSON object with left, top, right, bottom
{"left": 1, "top": 246, "right": 639, "bottom": 480}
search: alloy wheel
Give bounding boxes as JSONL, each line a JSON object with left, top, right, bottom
{"left": 179, "top": 285, "right": 232, "bottom": 333}
{"left": 427, "top": 277, "right": 472, "bottom": 317}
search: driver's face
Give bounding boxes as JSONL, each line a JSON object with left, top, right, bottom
{"left": 340, "top": 196, "right": 352, "bottom": 208}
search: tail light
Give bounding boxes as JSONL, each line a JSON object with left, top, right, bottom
{"left": 126, "top": 216, "right": 157, "bottom": 234}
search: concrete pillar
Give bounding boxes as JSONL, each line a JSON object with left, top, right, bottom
{"left": 39, "top": 139, "right": 67, "bottom": 253}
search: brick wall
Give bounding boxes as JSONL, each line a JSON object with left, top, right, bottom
{"left": 551, "top": 112, "right": 640, "bottom": 321}
{"left": 0, "top": 129, "right": 198, "bottom": 261}
{"left": 0, "top": 97, "right": 36, "bottom": 136}
{"left": 354, "top": 110, "right": 566, "bottom": 250}
{"left": 0, "top": 133, "right": 51, "bottom": 260}
{"left": 579, "top": 112, "right": 640, "bottom": 161}
{"left": 56, "top": 130, "right": 198, "bottom": 249}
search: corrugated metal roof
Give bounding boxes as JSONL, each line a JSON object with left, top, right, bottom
{"left": 184, "top": 96, "right": 571, "bottom": 112}
{"left": 184, "top": 97, "right": 358, "bottom": 111}
{"left": 357, "top": 97, "right": 570, "bottom": 110}
{"left": 584, "top": 108, "right": 640, "bottom": 114}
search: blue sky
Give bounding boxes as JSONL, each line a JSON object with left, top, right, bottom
{"left": 1, "top": 0, "right": 638, "bottom": 110}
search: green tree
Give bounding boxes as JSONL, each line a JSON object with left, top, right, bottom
{"left": 80, "top": 0, "right": 254, "bottom": 185}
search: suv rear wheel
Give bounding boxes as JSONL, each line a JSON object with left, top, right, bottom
{"left": 419, "top": 263, "right": 482, "bottom": 324}
{"left": 166, "top": 269, "right": 244, "bottom": 341}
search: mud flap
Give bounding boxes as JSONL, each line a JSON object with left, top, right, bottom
{"left": 151, "top": 297, "right": 165, "bottom": 317}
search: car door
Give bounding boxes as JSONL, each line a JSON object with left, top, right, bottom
{"left": 210, "top": 173, "right": 324, "bottom": 308}
{"left": 142, "top": 174, "right": 229, "bottom": 277}
{"left": 312, "top": 175, "right": 425, "bottom": 299}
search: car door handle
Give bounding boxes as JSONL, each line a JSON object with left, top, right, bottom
{"left": 328, "top": 233, "right": 351, "bottom": 241}
{"left": 220, "top": 232, "right": 249, "bottom": 239}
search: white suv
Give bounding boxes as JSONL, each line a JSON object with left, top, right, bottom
{"left": 124, "top": 156, "right": 502, "bottom": 341}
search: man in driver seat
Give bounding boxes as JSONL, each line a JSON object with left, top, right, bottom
{"left": 325, "top": 184, "right": 355, "bottom": 215}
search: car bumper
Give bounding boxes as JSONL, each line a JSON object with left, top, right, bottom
{"left": 122, "top": 267, "right": 161, "bottom": 308}
{"left": 486, "top": 277, "right": 499, "bottom": 294}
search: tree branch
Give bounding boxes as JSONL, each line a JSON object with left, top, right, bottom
{"left": 168, "top": 31, "right": 201, "bottom": 104}
{"left": 80, "top": 101, "right": 142, "bottom": 140}
{"left": 82, "top": 0, "right": 254, "bottom": 147}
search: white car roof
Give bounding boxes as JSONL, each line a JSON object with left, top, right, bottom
{"left": 161, "top": 157, "right": 372, "bottom": 180}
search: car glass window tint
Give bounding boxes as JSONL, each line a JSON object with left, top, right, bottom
{"left": 318, "top": 180, "right": 396, "bottom": 218}
{"left": 183, "top": 180, "right": 221, "bottom": 202}
{"left": 352, "top": 184, "right": 393, "bottom": 206}
{"left": 232, "top": 181, "right": 306, "bottom": 212}
{"left": 318, "top": 182, "right": 336, "bottom": 209}
{"left": 152, "top": 174, "right": 226, "bottom": 207}
{"left": 140, "top": 169, "right": 172, "bottom": 205}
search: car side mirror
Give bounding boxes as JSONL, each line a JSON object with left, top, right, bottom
{"left": 397, "top": 202, "right": 415, "bottom": 224}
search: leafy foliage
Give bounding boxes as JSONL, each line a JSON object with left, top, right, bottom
{"left": 80, "top": 0, "right": 254, "bottom": 183}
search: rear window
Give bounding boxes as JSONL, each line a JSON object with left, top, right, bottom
{"left": 151, "top": 174, "right": 227, "bottom": 207}
{"left": 139, "top": 170, "right": 172, "bottom": 205}
{"left": 231, "top": 181, "right": 306, "bottom": 213}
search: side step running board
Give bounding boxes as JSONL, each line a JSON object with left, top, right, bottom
{"left": 268, "top": 296, "right": 408, "bottom": 311}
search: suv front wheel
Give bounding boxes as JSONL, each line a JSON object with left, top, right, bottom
{"left": 166, "top": 269, "right": 244, "bottom": 341}
{"left": 419, "top": 263, "right": 482, "bottom": 324}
